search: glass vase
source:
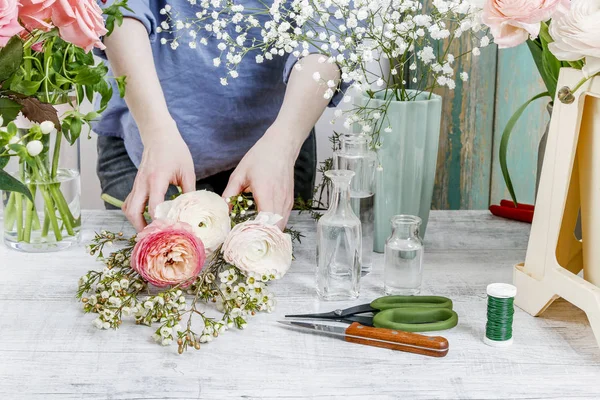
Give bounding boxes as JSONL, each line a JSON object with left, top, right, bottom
{"left": 316, "top": 170, "right": 362, "bottom": 300}
{"left": 334, "top": 134, "right": 376, "bottom": 274}
{"left": 2, "top": 128, "right": 81, "bottom": 252}
{"left": 383, "top": 215, "right": 424, "bottom": 295}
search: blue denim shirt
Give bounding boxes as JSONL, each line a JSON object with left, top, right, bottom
{"left": 95, "top": 0, "right": 341, "bottom": 179}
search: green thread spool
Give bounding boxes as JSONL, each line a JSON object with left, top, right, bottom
{"left": 484, "top": 283, "right": 517, "bottom": 348}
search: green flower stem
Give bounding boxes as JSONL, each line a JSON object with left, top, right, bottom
{"left": 3, "top": 192, "right": 16, "bottom": 232}
{"left": 101, "top": 193, "right": 151, "bottom": 220}
{"left": 39, "top": 185, "right": 62, "bottom": 242}
{"left": 49, "top": 184, "right": 75, "bottom": 236}
{"left": 51, "top": 134, "right": 61, "bottom": 179}
{"left": 15, "top": 192, "right": 23, "bottom": 242}
{"left": 30, "top": 185, "right": 41, "bottom": 232}
{"left": 23, "top": 190, "right": 34, "bottom": 243}
{"left": 101, "top": 193, "right": 124, "bottom": 208}
{"left": 42, "top": 208, "right": 50, "bottom": 238}
{"left": 32, "top": 161, "right": 64, "bottom": 242}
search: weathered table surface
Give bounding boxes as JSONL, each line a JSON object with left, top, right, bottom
{"left": 0, "top": 210, "right": 599, "bottom": 400}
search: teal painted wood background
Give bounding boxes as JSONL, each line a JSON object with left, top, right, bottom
{"left": 431, "top": 42, "right": 550, "bottom": 210}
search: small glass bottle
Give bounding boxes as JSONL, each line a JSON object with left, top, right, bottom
{"left": 316, "top": 170, "right": 362, "bottom": 300}
{"left": 384, "top": 215, "right": 424, "bottom": 295}
{"left": 334, "top": 134, "right": 376, "bottom": 273}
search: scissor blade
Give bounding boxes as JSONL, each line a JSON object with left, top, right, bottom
{"left": 278, "top": 320, "right": 347, "bottom": 336}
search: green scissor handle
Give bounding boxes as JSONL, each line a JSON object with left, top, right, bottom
{"left": 373, "top": 307, "right": 459, "bottom": 332}
{"left": 370, "top": 295, "right": 454, "bottom": 311}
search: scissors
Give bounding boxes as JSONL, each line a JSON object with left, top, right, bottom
{"left": 285, "top": 295, "right": 458, "bottom": 332}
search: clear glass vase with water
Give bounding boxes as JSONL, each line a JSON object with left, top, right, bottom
{"left": 384, "top": 215, "right": 424, "bottom": 295}
{"left": 2, "top": 128, "right": 81, "bottom": 252}
{"left": 334, "top": 135, "right": 376, "bottom": 273}
{"left": 316, "top": 170, "right": 362, "bottom": 300}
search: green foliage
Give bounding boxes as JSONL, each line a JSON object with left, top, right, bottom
{"left": 0, "top": 98, "right": 22, "bottom": 124}
{"left": 0, "top": 37, "right": 23, "bottom": 82}
{"left": 0, "top": 170, "right": 33, "bottom": 202}
{"left": 499, "top": 92, "right": 549, "bottom": 206}
{"left": 103, "top": 0, "right": 134, "bottom": 36}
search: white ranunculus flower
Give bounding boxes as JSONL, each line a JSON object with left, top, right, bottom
{"left": 549, "top": 0, "right": 600, "bottom": 78}
{"left": 155, "top": 190, "right": 231, "bottom": 255}
{"left": 222, "top": 212, "right": 292, "bottom": 278}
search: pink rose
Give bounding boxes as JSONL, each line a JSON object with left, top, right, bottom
{"left": 51, "top": 0, "right": 107, "bottom": 52}
{"left": 482, "top": 0, "right": 570, "bottom": 48}
{"left": 0, "top": 0, "right": 23, "bottom": 47}
{"left": 222, "top": 212, "right": 293, "bottom": 278}
{"left": 131, "top": 220, "right": 207, "bottom": 288}
{"left": 19, "top": 0, "right": 55, "bottom": 31}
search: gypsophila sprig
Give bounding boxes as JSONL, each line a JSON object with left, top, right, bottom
{"left": 77, "top": 192, "right": 296, "bottom": 354}
{"left": 161, "top": 0, "right": 489, "bottom": 147}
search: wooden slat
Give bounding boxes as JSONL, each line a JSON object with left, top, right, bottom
{"left": 431, "top": 41, "right": 497, "bottom": 210}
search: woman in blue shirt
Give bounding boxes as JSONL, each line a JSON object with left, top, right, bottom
{"left": 96, "top": 0, "right": 341, "bottom": 230}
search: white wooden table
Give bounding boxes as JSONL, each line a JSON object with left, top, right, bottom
{"left": 1, "top": 210, "right": 599, "bottom": 400}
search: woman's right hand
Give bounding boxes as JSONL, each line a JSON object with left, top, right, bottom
{"left": 121, "top": 120, "right": 196, "bottom": 231}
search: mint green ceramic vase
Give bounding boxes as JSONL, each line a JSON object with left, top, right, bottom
{"left": 372, "top": 90, "right": 443, "bottom": 253}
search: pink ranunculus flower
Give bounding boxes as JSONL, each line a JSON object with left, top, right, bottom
{"left": 131, "top": 220, "right": 207, "bottom": 288}
{"left": 482, "top": 0, "right": 570, "bottom": 48}
{"left": 19, "top": 0, "right": 55, "bottom": 31}
{"left": 0, "top": 0, "right": 23, "bottom": 47}
{"left": 222, "top": 212, "right": 293, "bottom": 278}
{"left": 155, "top": 190, "right": 231, "bottom": 256}
{"left": 51, "top": 0, "right": 107, "bottom": 52}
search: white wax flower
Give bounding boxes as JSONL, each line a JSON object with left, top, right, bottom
{"left": 222, "top": 212, "right": 292, "bottom": 277}
{"left": 155, "top": 190, "right": 231, "bottom": 255}
{"left": 549, "top": 0, "right": 600, "bottom": 78}
{"left": 26, "top": 140, "right": 43, "bottom": 157}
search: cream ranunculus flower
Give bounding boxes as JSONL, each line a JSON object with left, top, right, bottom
{"left": 222, "top": 212, "right": 293, "bottom": 278}
{"left": 155, "top": 190, "right": 231, "bottom": 254}
{"left": 549, "top": 0, "right": 600, "bottom": 78}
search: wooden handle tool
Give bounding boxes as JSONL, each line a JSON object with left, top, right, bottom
{"left": 345, "top": 322, "right": 449, "bottom": 357}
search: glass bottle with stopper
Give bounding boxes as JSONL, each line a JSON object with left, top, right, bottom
{"left": 316, "top": 170, "right": 362, "bottom": 300}
{"left": 334, "top": 134, "right": 376, "bottom": 273}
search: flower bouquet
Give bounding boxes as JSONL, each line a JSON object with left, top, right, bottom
{"left": 0, "top": 0, "right": 129, "bottom": 251}
{"left": 481, "top": 0, "right": 600, "bottom": 207}
{"left": 77, "top": 191, "right": 296, "bottom": 353}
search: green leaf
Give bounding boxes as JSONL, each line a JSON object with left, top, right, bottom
{"left": 0, "top": 169, "right": 33, "bottom": 202}
{"left": 500, "top": 92, "right": 550, "bottom": 206}
{"left": 0, "top": 155, "right": 9, "bottom": 169}
{"left": 539, "top": 26, "right": 560, "bottom": 99}
{"left": 84, "top": 111, "right": 101, "bottom": 121}
{"left": 68, "top": 116, "right": 82, "bottom": 144}
{"left": 526, "top": 40, "right": 558, "bottom": 98}
{"left": 11, "top": 80, "right": 43, "bottom": 96}
{"left": 0, "top": 98, "right": 23, "bottom": 124}
{"left": 73, "top": 64, "right": 108, "bottom": 86}
{"left": 115, "top": 76, "right": 127, "bottom": 98}
{"left": 0, "top": 37, "right": 24, "bottom": 82}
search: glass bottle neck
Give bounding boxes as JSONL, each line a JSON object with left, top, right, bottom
{"left": 341, "top": 135, "right": 369, "bottom": 155}
{"left": 390, "top": 216, "right": 422, "bottom": 239}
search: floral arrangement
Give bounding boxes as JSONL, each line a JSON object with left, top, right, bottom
{"left": 160, "top": 0, "right": 487, "bottom": 148}
{"left": 0, "top": 0, "right": 129, "bottom": 245}
{"left": 77, "top": 191, "right": 296, "bottom": 353}
{"left": 481, "top": 0, "right": 600, "bottom": 204}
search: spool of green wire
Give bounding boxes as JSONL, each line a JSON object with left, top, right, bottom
{"left": 484, "top": 283, "right": 517, "bottom": 347}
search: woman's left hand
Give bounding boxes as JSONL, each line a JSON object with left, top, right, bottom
{"left": 222, "top": 127, "right": 302, "bottom": 230}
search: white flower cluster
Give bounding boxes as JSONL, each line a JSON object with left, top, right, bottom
{"left": 160, "top": 0, "right": 488, "bottom": 146}
{"left": 80, "top": 267, "right": 145, "bottom": 330}
{"left": 217, "top": 267, "right": 277, "bottom": 316}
